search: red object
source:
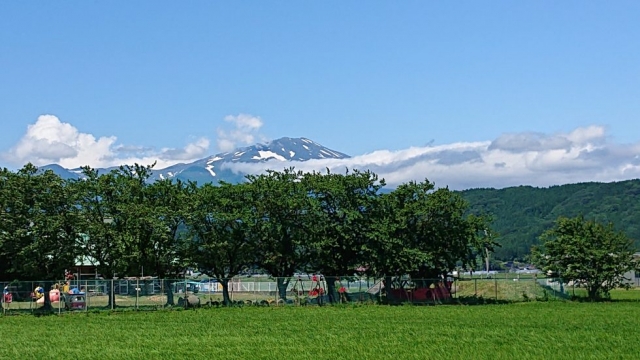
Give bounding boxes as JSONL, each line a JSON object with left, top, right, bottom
{"left": 3, "top": 293, "right": 12, "bottom": 303}
{"left": 389, "top": 282, "right": 452, "bottom": 301}
{"left": 66, "top": 295, "right": 86, "bottom": 310}
{"left": 338, "top": 286, "right": 347, "bottom": 293}
{"left": 312, "top": 275, "right": 318, "bottom": 282}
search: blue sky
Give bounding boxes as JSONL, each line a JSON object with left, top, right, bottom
{"left": 2, "top": 2, "right": 640, "bottom": 188}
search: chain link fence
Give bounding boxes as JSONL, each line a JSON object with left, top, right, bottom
{"left": 1, "top": 274, "right": 571, "bottom": 315}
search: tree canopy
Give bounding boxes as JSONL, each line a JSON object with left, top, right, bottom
{"left": 0, "top": 163, "right": 493, "bottom": 304}
{"left": 532, "top": 215, "right": 640, "bottom": 300}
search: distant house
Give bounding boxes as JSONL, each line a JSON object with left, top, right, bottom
{"left": 622, "top": 252, "right": 640, "bottom": 287}
{"left": 72, "top": 233, "right": 101, "bottom": 280}
{"left": 73, "top": 254, "right": 100, "bottom": 280}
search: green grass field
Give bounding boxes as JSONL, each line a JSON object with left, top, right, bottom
{"left": 2, "top": 302, "right": 639, "bottom": 359}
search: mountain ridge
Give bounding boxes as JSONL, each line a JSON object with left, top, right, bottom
{"left": 40, "top": 136, "right": 350, "bottom": 184}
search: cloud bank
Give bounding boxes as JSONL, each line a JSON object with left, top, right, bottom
{"left": 2, "top": 115, "right": 210, "bottom": 169}
{"left": 221, "top": 125, "right": 640, "bottom": 189}
{"left": 3, "top": 115, "right": 640, "bottom": 189}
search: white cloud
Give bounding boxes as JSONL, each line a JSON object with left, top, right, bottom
{"left": 2, "top": 115, "right": 211, "bottom": 169}
{"left": 3, "top": 115, "right": 117, "bottom": 168}
{"left": 159, "top": 138, "right": 210, "bottom": 161}
{"left": 221, "top": 125, "right": 640, "bottom": 190}
{"left": 5, "top": 116, "right": 640, "bottom": 190}
{"left": 216, "top": 113, "right": 267, "bottom": 152}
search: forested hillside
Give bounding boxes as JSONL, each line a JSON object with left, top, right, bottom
{"left": 460, "top": 179, "right": 640, "bottom": 260}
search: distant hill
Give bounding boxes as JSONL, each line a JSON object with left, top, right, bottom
{"left": 460, "top": 179, "right": 640, "bottom": 260}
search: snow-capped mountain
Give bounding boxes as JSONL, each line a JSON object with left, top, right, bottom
{"left": 40, "top": 137, "right": 350, "bottom": 184}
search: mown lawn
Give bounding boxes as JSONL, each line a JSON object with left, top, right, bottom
{"left": 568, "top": 287, "right": 640, "bottom": 301}
{"left": 1, "top": 302, "right": 639, "bottom": 359}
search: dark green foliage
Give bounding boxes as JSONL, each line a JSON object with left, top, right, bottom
{"left": 0, "top": 163, "right": 494, "bottom": 286}
{"left": 461, "top": 180, "right": 640, "bottom": 260}
{"left": 0, "top": 165, "right": 81, "bottom": 281}
{"left": 532, "top": 215, "right": 639, "bottom": 300}
{"left": 245, "top": 168, "right": 312, "bottom": 300}
{"left": 184, "top": 182, "right": 256, "bottom": 305}
{"left": 303, "top": 169, "right": 384, "bottom": 302}
{"left": 370, "top": 180, "right": 494, "bottom": 279}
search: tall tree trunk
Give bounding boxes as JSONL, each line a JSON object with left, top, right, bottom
{"left": 41, "top": 281, "right": 53, "bottom": 312}
{"left": 277, "top": 277, "right": 290, "bottom": 300}
{"left": 325, "top": 276, "right": 338, "bottom": 304}
{"left": 107, "top": 280, "right": 117, "bottom": 309}
{"left": 588, "top": 285, "right": 599, "bottom": 301}
{"left": 220, "top": 278, "right": 231, "bottom": 306}
{"left": 164, "top": 279, "right": 175, "bottom": 306}
{"left": 383, "top": 276, "right": 393, "bottom": 303}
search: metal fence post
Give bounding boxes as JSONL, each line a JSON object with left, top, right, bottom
{"left": 85, "top": 280, "right": 89, "bottom": 312}
{"left": 231, "top": 277, "right": 235, "bottom": 303}
{"left": 111, "top": 279, "right": 114, "bottom": 311}
{"left": 274, "top": 278, "right": 277, "bottom": 306}
{"left": 494, "top": 276, "right": 498, "bottom": 300}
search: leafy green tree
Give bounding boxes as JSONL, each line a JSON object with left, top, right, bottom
{"left": 372, "top": 180, "right": 493, "bottom": 298}
{"left": 532, "top": 215, "right": 639, "bottom": 300}
{"left": 142, "top": 178, "right": 192, "bottom": 305}
{"left": 246, "top": 168, "right": 312, "bottom": 300}
{"left": 303, "top": 169, "right": 384, "bottom": 303}
{"left": 74, "top": 165, "right": 147, "bottom": 307}
{"left": 185, "top": 182, "right": 256, "bottom": 305}
{"left": 0, "top": 166, "right": 36, "bottom": 281}
{"left": 0, "top": 165, "right": 82, "bottom": 310}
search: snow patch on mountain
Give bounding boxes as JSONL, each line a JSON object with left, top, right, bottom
{"left": 205, "top": 164, "right": 216, "bottom": 176}
{"left": 252, "top": 150, "right": 286, "bottom": 161}
{"left": 40, "top": 137, "right": 349, "bottom": 185}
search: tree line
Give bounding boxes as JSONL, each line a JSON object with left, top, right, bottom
{"left": 0, "top": 164, "right": 495, "bottom": 305}
{"left": 461, "top": 180, "right": 640, "bottom": 260}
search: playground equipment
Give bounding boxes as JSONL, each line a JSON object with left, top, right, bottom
{"left": 307, "top": 275, "right": 326, "bottom": 304}
{"left": 33, "top": 286, "right": 44, "bottom": 301}
{"left": 177, "top": 295, "right": 201, "bottom": 308}
{"left": 337, "top": 278, "right": 349, "bottom": 303}
{"left": 291, "top": 277, "right": 305, "bottom": 296}
{"left": 35, "top": 289, "right": 61, "bottom": 304}
{"left": 63, "top": 293, "right": 86, "bottom": 311}
{"left": 387, "top": 277, "right": 455, "bottom": 303}
{"left": 2, "top": 286, "right": 11, "bottom": 305}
